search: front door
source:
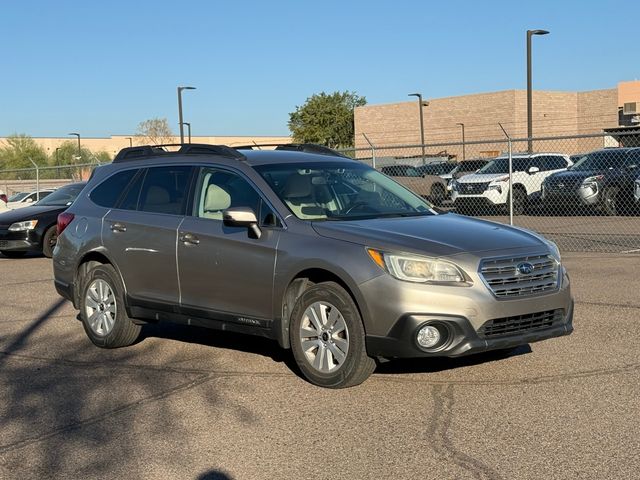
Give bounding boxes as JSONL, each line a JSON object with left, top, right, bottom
{"left": 177, "top": 167, "right": 281, "bottom": 324}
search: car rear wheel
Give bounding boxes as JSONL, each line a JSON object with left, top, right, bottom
{"left": 80, "top": 264, "right": 141, "bottom": 348}
{"left": 42, "top": 226, "right": 58, "bottom": 258}
{"left": 290, "top": 281, "right": 375, "bottom": 388}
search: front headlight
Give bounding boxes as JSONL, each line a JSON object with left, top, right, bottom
{"left": 580, "top": 175, "right": 603, "bottom": 189}
{"left": 451, "top": 180, "right": 458, "bottom": 191}
{"left": 367, "top": 248, "right": 469, "bottom": 284}
{"left": 8, "top": 220, "right": 38, "bottom": 231}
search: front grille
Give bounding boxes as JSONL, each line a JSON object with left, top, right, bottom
{"left": 480, "top": 254, "right": 559, "bottom": 298}
{"left": 0, "top": 240, "right": 7, "bottom": 248}
{"left": 478, "top": 309, "right": 565, "bottom": 338}
{"left": 459, "top": 182, "right": 490, "bottom": 194}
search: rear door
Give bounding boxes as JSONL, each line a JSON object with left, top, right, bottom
{"left": 101, "top": 165, "right": 193, "bottom": 305}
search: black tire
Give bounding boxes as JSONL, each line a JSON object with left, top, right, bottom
{"left": 601, "top": 187, "right": 619, "bottom": 216}
{"left": 430, "top": 184, "right": 446, "bottom": 206}
{"left": 510, "top": 187, "right": 527, "bottom": 216}
{"left": 79, "top": 264, "right": 141, "bottom": 348}
{"left": 42, "top": 226, "right": 58, "bottom": 258}
{"left": 289, "top": 281, "right": 376, "bottom": 388}
{"left": 1, "top": 250, "right": 26, "bottom": 258}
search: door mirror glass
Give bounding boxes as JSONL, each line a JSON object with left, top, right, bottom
{"left": 528, "top": 166, "right": 540, "bottom": 174}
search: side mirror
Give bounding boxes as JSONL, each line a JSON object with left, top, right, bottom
{"left": 26, "top": 198, "right": 33, "bottom": 203}
{"left": 223, "top": 207, "right": 261, "bottom": 239}
{"left": 528, "top": 166, "right": 540, "bottom": 174}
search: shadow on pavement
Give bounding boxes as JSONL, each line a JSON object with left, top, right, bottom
{"left": 375, "top": 344, "right": 532, "bottom": 375}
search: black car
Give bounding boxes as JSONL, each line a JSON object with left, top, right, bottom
{"left": 0, "top": 182, "right": 87, "bottom": 258}
{"left": 542, "top": 148, "right": 640, "bottom": 215}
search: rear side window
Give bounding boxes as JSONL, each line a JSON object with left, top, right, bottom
{"left": 90, "top": 169, "right": 138, "bottom": 208}
{"left": 137, "top": 166, "right": 193, "bottom": 215}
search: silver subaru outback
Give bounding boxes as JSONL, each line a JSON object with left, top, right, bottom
{"left": 53, "top": 144, "right": 573, "bottom": 388}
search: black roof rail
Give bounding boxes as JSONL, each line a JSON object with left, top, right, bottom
{"left": 113, "top": 143, "right": 246, "bottom": 163}
{"left": 235, "top": 143, "right": 350, "bottom": 159}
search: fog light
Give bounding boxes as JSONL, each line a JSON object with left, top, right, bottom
{"left": 417, "top": 325, "right": 441, "bottom": 348}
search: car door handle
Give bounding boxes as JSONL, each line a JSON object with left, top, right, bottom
{"left": 110, "top": 223, "right": 127, "bottom": 233}
{"left": 179, "top": 232, "right": 200, "bottom": 245}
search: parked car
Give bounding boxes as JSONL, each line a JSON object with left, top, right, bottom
{"left": 380, "top": 164, "right": 448, "bottom": 205}
{"left": 542, "top": 148, "right": 640, "bottom": 216}
{"left": 6, "top": 189, "right": 55, "bottom": 209}
{"left": 53, "top": 144, "right": 573, "bottom": 389}
{"left": 441, "top": 159, "right": 490, "bottom": 194}
{"left": 635, "top": 177, "right": 640, "bottom": 204}
{"left": 451, "top": 153, "right": 572, "bottom": 215}
{"left": 0, "top": 182, "right": 86, "bottom": 258}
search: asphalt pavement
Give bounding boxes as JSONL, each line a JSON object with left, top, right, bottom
{"left": 0, "top": 252, "right": 639, "bottom": 479}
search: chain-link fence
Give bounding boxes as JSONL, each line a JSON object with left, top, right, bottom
{"left": 0, "top": 163, "right": 100, "bottom": 206}
{"left": 2, "top": 133, "right": 639, "bottom": 253}
{"left": 342, "top": 130, "right": 640, "bottom": 253}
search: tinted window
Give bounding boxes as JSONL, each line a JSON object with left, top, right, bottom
{"left": 119, "top": 170, "right": 145, "bottom": 211}
{"left": 90, "top": 169, "right": 138, "bottom": 208}
{"left": 545, "top": 156, "right": 568, "bottom": 171}
{"left": 478, "top": 157, "right": 531, "bottom": 174}
{"left": 571, "top": 151, "right": 627, "bottom": 171}
{"left": 137, "top": 166, "right": 192, "bottom": 215}
{"left": 37, "top": 183, "right": 86, "bottom": 206}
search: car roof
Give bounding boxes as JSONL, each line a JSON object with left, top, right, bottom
{"left": 240, "top": 149, "right": 357, "bottom": 166}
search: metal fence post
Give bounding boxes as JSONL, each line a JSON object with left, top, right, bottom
{"left": 362, "top": 133, "right": 376, "bottom": 169}
{"left": 27, "top": 157, "right": 40, "bottom": 201}
{"left": 498, "top": 124, "right": 513, "bottom": 226}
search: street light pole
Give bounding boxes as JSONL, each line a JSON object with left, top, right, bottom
{"left": 456, "top": 123, "right": 466, "bottom": 161}
{"left": 409, "top": 93, "right": 428, "bottom": 164}
{"left": 55, "top": 147, "right": 61, "bottom": 166}
{"left": 68, "top": 132, "right": 81, "bottom": 160}
{"left": 125, "top": 137, "right": 133, "bottom": 147}
{"left": 177, "top": 86, "right": 196, "bottom": 143}
{"left": 182, "top": 122, "right": 191, "bottom": 143}
{"left": 527, "top": 29, "right": 549, "bottom": 154}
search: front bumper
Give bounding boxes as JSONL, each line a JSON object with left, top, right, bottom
{"left": 366, "top": 301, "right": 573, "bottom": 358}
{"left": 543, "top": 186, "right": 599, "bottom": 207}
{"left": 0, "top": 230, "right": 40, "bottom": 251}
{"left": 452, "top": 188, "right": 507, "bottom": 206}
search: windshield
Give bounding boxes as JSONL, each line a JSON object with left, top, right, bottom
{"left": 570, "top": 151, "right": 627, "bottom": 171}
{"left": 477, "top": 157, "right": 531, "bottom": 174}
{"left": 8, "top": 192, "right": 29, "bottom": 202}
{"left": 256, "top": 162, "right": 435, "bottom": 221}
{"left": 37, "top": 183, "right": 86, "bottom": 206}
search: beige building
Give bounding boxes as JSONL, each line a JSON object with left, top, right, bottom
{"left": 0, "top": 135, "right": 292, "bottom": 160}
{"left": 354, "top": 80, "right": 640, "bottom": 157}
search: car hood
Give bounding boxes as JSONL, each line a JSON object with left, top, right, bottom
{"left": 456, "top": 172, "right": 511, "bottom": 183}
{"left": 312, "top": 213, "right": 547, "bottom": 257}
{"left": 0, "top": 205, "right": 65, "bottom": 226}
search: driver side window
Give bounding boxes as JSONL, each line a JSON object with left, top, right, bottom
{"left": 195, "top": 168, "right": 280, "bottom": 227}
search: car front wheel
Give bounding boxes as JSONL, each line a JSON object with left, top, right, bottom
{"left": 290, "top": 281, "right": 376, "bottom": 388}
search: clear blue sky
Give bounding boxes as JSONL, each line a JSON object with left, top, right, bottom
{"left": 2, "top": 0, "right": 638, "bottom": 138}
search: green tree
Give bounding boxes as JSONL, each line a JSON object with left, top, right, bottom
{"left": 136, "top": 117, "right": 174, "bottom": 145}
{"left": 51, "top": 141, "right": 97, "bottom": 166}
{"left": 0, "top": 134, "right": 48, "bottom": 171}
{"left": 288, "top": 91, "right": 366, "bottom": 149}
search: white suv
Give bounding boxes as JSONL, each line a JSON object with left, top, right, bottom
{"left": 451, "top": 153, "right": 571, "bottom": 215}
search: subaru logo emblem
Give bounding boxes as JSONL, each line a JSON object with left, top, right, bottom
{"left": 557, "top": 183, "right": 564, "bottom": 188}
{"left": 517, "top": 262, "right": 535, "bottom": 275}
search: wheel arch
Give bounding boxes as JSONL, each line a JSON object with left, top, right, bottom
{"left": 73, "top": 249, "right": 127, "bottom": 308}
{"left": 276, "top": 266, "right": 370, "bottom": 350}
